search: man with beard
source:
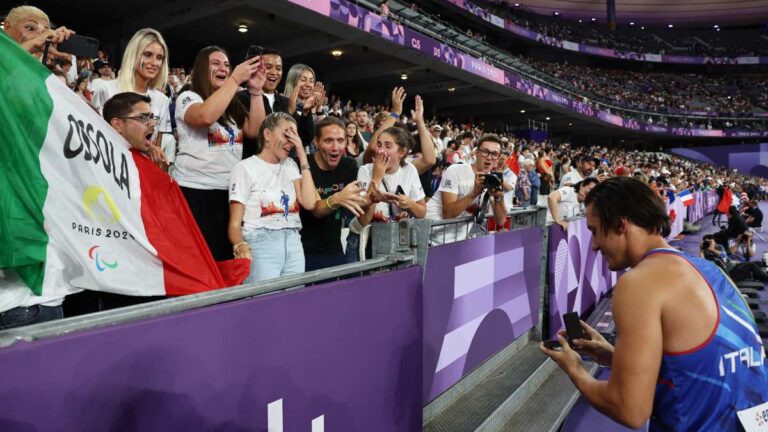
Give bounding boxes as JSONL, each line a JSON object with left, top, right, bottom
{"left": 426, "top": 134, "right": 507, "bottom": 244}
{"left": 560, "top": 155, "right": 597, "bottom": 187}
{"left": 300, "top": 117, "right": 370, "bottom": 270}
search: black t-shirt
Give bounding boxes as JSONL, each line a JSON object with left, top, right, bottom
{"left": 299, "top": 155, "right": 358, "bottom": 256}
{"left": 746, "top": 207, "right": 763, "bottom": 226}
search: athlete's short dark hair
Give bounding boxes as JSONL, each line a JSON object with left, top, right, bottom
{"left": 584, "top": 176, "right": 671, "bottom": 237}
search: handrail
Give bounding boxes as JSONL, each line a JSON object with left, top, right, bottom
{"left": 364, "top": 0, "right": 767, "bottom": 125}
{"left": 0, "top": 253, "right": 414, "bottom": 348}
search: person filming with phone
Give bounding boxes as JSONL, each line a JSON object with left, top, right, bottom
{"left": 541, "top": 177, "right": 768, "bottom": 430}
{"left": 3, "top": 6, "right": 74, "bottom": 60}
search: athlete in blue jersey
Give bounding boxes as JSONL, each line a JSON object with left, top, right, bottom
{"left": 542, "top": 177, "right": 768, "bottom": 430}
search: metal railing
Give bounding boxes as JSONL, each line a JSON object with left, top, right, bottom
{"left": 0, "top": 254, "right": 414, "bottom": 348}
{"left": 372, "top": 207, "right": 547, "bottom": 266}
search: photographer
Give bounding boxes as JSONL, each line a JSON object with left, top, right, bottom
{"left": 711, "top": 206, "right": 748, "bottom": 250}
{"left": 700, "top": 234, "right": 768, "bottom": 282}
{"left": 728, "top": 231, "right": 756, "bottom": 262}
{"left": 744, "top": 199, "right": 763, "bottom": 228}
{"left": 426, "top": 135, "right": 507, "bottom": 244}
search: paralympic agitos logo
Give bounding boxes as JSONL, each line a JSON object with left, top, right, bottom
{"left": 88, "top": 245, "right": 118, "bottom": 272}
{"left": 63, "top": 114, "right": 132, "bottom": 199}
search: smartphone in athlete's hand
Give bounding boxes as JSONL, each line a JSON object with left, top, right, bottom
{"left": 563, "top": 312, "right": 586, "bottom": 342}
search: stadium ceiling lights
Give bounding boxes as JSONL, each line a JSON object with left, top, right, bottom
{"left": 238, "top": 23, "right": 248, "bottom": 33}
{"left": 448, "top": 87, "right": 456, "bottom": 92}
{"left": 590, "top": 17, "right": 597, "bottom": 22}
{"left": 629, "top": 22, "right": 635, "bottom": 26}
{"left": 331, "top": 49, "right": 343, "bottom": 58}
{"left": 668, "top": 24, "right": 674, "bottom": 28}
{"left": 545, "top": 117, "right": 551, "bottom": 121}
{"left": 400, "top": 73, "right": 408, "bottom": 80}
{"left": 553, "top": 11, "right": 560, "bottom": 16}
{"left": 520, "top": 109, "right": 526, "bottom": 113}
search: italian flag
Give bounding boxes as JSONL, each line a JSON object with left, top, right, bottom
{"left": 0, "top": 32, "right": 249, "bottom": 297}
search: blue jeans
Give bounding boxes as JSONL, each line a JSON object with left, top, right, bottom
{"left": 0, "top": 304, "right": 63, "bottom": 330}
{"left": 244, "top": 228, "right": 305, "bottom": 283}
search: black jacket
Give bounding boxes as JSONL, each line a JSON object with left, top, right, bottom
{"left": 237, "top": 90, "right": 315, "bottom": 159}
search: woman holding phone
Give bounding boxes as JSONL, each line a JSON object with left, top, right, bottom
{"left": 173, "top": 45, "right": 266, "bottom": 260}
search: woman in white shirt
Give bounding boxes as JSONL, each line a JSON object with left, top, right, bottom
{"left": 228, "top": 112, "right": 318, "bottom": 282}
{"left": 173, "top": 45, "right": 266, "bottom": 260}
{"left": 91, "top": 28, "right": 171, "bottom": 164}
{"left": 346, "top": 125, "right": 427, "bottom": 261}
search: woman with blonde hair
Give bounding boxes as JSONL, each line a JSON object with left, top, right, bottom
{"left": 283, "top": 63, "right": 324, "bottom": 147}
{"left": 92, "top": 28, "right": 172, "bottom": 164}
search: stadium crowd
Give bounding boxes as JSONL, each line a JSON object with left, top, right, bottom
{"left": 527, "top": 58, "right": 767, "bottom": 116}
{"left": 4, "top": 5, "right": 768, "bottom": 431}
{"left": 463, "top": 0, "right": 768, "bottom": 57}
{"left": 2, "top": 4, "right": 767, "bottom": 321}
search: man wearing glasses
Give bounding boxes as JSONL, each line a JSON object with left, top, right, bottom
{"left": 103, "top": 93, "right": 164, "bottom": 169}
{"left": 426, "top": 134, "right": 507, "bottom": 244}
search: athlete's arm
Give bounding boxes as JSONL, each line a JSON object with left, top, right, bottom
{"left": 547, "top": 269, "right": 663, "bottom": 428}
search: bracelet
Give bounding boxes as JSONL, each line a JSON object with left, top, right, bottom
{"left": 325, "top": 195, "right": 340, "bottom": 210}
{"left": 300, "top": 163, "right": 310, "bottom": 171}
{"left": 249, "top": 90, "right": 263, "bottom": 96}
{"left": 389, "top": 112, "right": 400, "bottom": 119}
{"left": 232, "top": 241, "right": 250, "bottom": 255}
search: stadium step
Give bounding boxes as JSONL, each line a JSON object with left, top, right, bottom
{"left": 741, "top": 288, "right": 761, "bottom": 298}
{"left": 737, "top": 281, "right": 765, "bottom": 290}
{"left": 755, "top": 311, "right": 767, "bottom": 324}
{"left": 423, "top": 336, "right": 602, "bottom": 432}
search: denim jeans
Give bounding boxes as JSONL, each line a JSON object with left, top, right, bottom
{"left": 244, "top": 228, "right": 305, "bottom": 283}
{"left": 0, "top": 304, "right": 63, "bottom": 330}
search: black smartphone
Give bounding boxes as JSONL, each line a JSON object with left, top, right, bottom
{"left": 563, "top": 312, "right": 586, "bottom": 341}
{"left": 246, "top": 45, "right": 263, "bottom": 60}
{"left": 57, "top": 34, "right": 99, "bottom": 59}
{"left": 396, "top": 185, "right": 405, "bottom": 196}
{"left": 542, "top": 339, "right": 561, "bottom": 350}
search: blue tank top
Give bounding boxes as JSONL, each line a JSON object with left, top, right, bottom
{"left": 645, "top": 249, "right": 768, "bottom": 431}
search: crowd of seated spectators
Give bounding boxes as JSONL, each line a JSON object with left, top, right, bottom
{"left": 465, "top": 0, "right": 768, "bottom": 57}
{"left": 526, "top": 59, "right": 766, "bottom": 116}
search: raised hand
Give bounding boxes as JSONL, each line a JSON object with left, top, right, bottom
{"left": 410, "top": 95, "right": 424, "bottom": 124}
{"left": 390, "top": 86, "right": 407, "bottom": 115}
{"left": 231, "top": 57, "right": 261, "bottom": 86}
{"left": 247, "top": 57, "right": 266, "bottom": 93}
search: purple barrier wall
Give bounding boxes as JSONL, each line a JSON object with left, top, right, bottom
{"left": 442, "top": 0, "right": 768, "bottom": 66}
{"left": 672, "top": 144, "right": 768, "bottom": 178}
{"left": 288, "top": 0, "right": 768, "bottom": 138}
{"left": 423, "top": 227, "right": 542, "bottom": 402}
{"left": 0, "top": 268, "right": 423, "bottom": 431}
{"left": 548, "top": 219, "right": 621, "bottom": 339}
{"left": 686, "top": 190, "right": 718, "bottom": 222}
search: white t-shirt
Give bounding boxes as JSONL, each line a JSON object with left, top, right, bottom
{"left": 358, "top": 163, "right": 425, "bottom": 223}
{"left": 427, "top": 164, "right": 482, "bottom": 244}
{"left": 553, "top": 186, "right": 583, "bottom": 220}
{"left": 91, "top": 80, "right": 172, "bottom": 135}
{"left": 502, "top": 167, "right": 518, "bottom": 211}
{"left": 0, "top": 270, "right": 65, "bottom": 314}
{"left": 173, "top": 91, "right": 244, "bottom": 190}
{"left": 427, "top": 164, "right": 479, "bottom": 220}
{"left": 559, "top": 170, "right": 584, "bottom": 188}
{"left": 264, "top": 92, "right": 276, "bottom": 111}
{"left": 229, "top": 156, "right": 302, "bottom": 231}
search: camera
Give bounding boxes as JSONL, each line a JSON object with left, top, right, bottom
{"left": 483, "top": 171, "right": 503, "bottom": 190}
